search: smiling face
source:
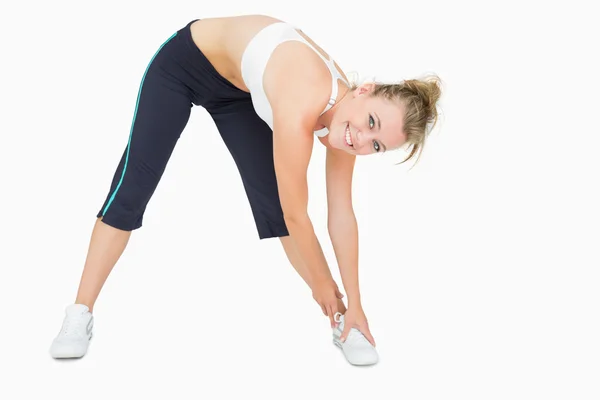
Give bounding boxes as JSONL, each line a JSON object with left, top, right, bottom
{"left": 328, "top": 84, "right": 407, "bottom": 155}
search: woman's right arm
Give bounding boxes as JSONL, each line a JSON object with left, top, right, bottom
{"left": 272, "top": 108, "right": 330, "bottom": 283}
{"left": 267, "top": 43, "right": 341, "bottom": 322}
{"left": 273, "top": 110, "right": 341, "bottom": 323}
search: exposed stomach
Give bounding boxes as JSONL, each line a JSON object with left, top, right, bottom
{"left": 189, "top": 15, "right": 283, "bottom": 92}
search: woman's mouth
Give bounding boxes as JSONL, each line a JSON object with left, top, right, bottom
{"left": 345, "top": 123, "right": 354, "bottom": 148}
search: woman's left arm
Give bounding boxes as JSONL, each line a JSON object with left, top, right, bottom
{"left": 325, "top": 146, "right": 375, "bottom": 345}
{"left": 326, "top": 147, "right": 375, "bottom": 346}
{"left": 325, "top": 146, "right": 361, "bottom": 306}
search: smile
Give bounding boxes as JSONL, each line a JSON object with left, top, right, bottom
{"left": 345, "top": 123, "right": 354, "bottom": 147}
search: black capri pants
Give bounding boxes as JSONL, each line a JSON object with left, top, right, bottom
{"left": 96, "top": 20, "right": 289, "bottom": 239}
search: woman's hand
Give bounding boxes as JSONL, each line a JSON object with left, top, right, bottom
{"left": 312, "top": 278, "right": 344, "bottom": 327}
{"left": 338, "top": 305, "right": 376, "bottom": 347}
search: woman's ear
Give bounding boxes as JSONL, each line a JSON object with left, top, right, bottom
{"left": 358, "top": 82, "right": 376, "bottom": 95}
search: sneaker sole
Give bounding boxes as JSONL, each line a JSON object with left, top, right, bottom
{"left": 50, "top": 333, "right": 92, "bottom": 359}
{"left": 332, "top": 337, "right": 378, "bottom": 366}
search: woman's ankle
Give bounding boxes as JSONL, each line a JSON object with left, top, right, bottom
{"left": 74, "top": 298, "right": 94, "bottom": 313}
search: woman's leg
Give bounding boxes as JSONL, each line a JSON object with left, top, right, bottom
{"left": 72, "top": 33, "right": 194, "bottom": 311}
{"left": 74, "top": 219, "right": 131, "bottom": 311}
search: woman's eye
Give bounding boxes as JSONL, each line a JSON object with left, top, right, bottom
{"left": 369, "top": 115, "right": 375, "bottom": 129}
{"left": 373, "top": 141, "right": 380, "bottom": 152}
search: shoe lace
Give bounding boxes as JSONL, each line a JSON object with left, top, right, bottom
{"left": 60, "top": 315, "right": 85, "bottom": 338}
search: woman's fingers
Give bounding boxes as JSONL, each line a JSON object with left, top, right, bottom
{"left": 327, "top": 304, "right": 336, "bottom": 328}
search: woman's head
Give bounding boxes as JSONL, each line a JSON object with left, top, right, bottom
{"left": 327, "top": 73, "right": 442, "bottom": 164}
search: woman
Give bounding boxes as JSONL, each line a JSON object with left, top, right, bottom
{"left": 49, "top": 15, "right": 442, "bottom": 366}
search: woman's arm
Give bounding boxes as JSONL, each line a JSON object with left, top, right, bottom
{"left": 324, "top": 146, "right": 361, "bottom": 306}
{"left": 267, "top": 42, "right": 342, "bottom": 322}
{"left": 272, "top": 113, "right": 331, "bottom": 285}
{"left": 324, "top": 146, "right": 375, "bottom": 345}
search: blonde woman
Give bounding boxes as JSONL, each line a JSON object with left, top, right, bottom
{"left": 50, "top": 15, "right": 442, "bottom": 366}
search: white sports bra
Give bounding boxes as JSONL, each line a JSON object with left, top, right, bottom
{"left": 240, "top": 22, "right": 349, "bottom": 137}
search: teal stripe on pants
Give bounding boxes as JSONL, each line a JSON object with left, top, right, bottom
{"left": 101, "top": 31, "right": 177, "bottom": 216}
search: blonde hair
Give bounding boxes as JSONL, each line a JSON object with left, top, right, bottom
{"left": 349, "top": 73, "right": 443, "bottom": 166}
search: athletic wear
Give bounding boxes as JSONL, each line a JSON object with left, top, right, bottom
{"left": 50, "top": 304, "right": 94, "bottom": 359}
{"left": 241, "top": 22, "right": 349, "bottom": 136}
{"left": 97, "top": 20, "right": 289, "bottom": 239}
{"left": 333, "top": 312, "right": 379, "bottom": 366}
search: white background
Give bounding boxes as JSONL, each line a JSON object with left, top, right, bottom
{"left": 1, "top": 0, "right": 599, "bottom": 399}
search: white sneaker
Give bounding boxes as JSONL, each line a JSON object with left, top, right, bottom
{"left": 332, "top": 312, "right": 379, "bottom": 366}
{"left": 49, "top": 304, "right": 94, "bottom": 359}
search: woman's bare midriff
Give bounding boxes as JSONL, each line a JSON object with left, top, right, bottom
{"left": 189, "top": 15, "right": 347, "bottom": 94}
{"left": 189, "top": 15, "right": 280, "bottom": 92}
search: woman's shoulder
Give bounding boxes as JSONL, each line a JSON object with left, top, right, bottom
{"left": 265, "top": 43, "right": 334, "bottom": 121}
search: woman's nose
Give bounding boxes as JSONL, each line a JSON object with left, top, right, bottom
{"left": 356, "top": 130, "right": 365, "bottom": 149}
